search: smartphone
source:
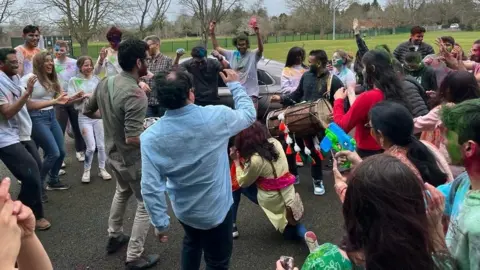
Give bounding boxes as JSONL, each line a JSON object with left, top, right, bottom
{"left": 280, "top": 256, "right": 294, "bottom": 270}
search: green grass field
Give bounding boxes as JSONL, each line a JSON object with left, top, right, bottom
{"left": 74, "top": 31, "right": 480, "bottom": 63}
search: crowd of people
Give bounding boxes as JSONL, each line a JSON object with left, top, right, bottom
{"left": 0, "top": 19, "right": 478, "bottom": 270}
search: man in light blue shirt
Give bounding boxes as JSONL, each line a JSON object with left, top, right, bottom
{"left": 141, "top": 69, "right": 255, "bottom": 269}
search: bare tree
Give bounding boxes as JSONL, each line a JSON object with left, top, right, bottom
{"left": 37, "top": 0, "right": 119, "bottom": 55}
{"left": 0, "top": 0, "right": 17, "bottom": 23}
{"left": 288, "top": 0, "right": 350, "bottom": 38}
{"left": 178, "top": 0, "right": 241, "bottom": 46}
{"left": 124, "top": 0, "right": 171, "bottom": 36}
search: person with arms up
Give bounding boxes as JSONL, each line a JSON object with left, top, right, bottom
{"left": 393, "top": 26, "right": 435, "bottom": 63}
{"left": 436, "top": 99, "right": 480, "bottom": 270}
{"left": 53, "top": 40, "right": 86, "bottom": 163}
{"left": 0, "top": 178, "right": 53, "bottom": 270}
{"left": 141, "top": 35, "right": 173, "bottom": 117}
{"left": 68, "top": 56, "right": 112, "bottom": 183}
{"left": 0, "top": 48, "right": 50, "bottom": 230}
{"left": 83, "top": 39, "right": 159, "bottom": 270}
{"left": 210, "top": 21, "right": 263, "bottom": 110}
{"left": 22, "top": 52, "right": 71, "bottom": 193}
{"left": 174, "top": 46, "right": 229, "bottom": 106}
{"left": 141, "top": 69, "right": 256, "bottom": 270}
{"left": 15, "top": 25, "right": 41, "bottom": 77}
{"left": 271, "top": 50, "right": 344, "bottom": 195}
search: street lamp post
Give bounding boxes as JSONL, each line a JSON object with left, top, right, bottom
{"left": 332, "top": 1, "right": 336, "bottom": 40}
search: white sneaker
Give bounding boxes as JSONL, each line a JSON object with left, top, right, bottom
{"left": 98, "top": 168, "right": 112, "bottom": 180}
{"left": 82, "top": 169, "right": 91, "bottom": 183}
{"left": 61, "top": 162, "right": 66, "bottom": 168}
{"left": 76, "top": 152, "right": 85, "bottom": 162}
{"left": 58, "top": 169, "right": 66, "bottom": 176}
{"left": 313, "top": 180, "right": 325, "bottom": 196}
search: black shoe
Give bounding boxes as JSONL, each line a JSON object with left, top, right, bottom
{"left": 46, "top": 182, "right": 70, "bottom": 191}
{"left": 125, "top": 254, "right": 160, "bottom": 270}
{"left": 106, "top": 234, "right": 130, "bottom": 254}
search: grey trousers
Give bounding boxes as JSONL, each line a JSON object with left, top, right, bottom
{"left": 107, "top": 157, "right": 151, "bottom": 262}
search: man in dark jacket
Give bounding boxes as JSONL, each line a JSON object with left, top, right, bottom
{"left": 271, "top": 50, "right": 343, "bottom": 196}
{"left": 393, "top": 60, "right": 429, "bottom": 118}
{"left": 393, "top": 26, "right": 435, "bottom": 62}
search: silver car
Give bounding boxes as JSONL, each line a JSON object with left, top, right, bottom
{"left": 179, "top": 56, "right": 285, "bottom": 120}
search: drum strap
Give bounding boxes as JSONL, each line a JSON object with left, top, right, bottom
{"left": 323, "top": 73, "right": 333, "bottom": 99}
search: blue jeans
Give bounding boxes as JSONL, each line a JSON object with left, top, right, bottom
{"left": 30, "top": 109, "right": 66, "bottom": 186}
{"left": 231, "top": 185, "right": 258, "bottom": 224}
{"left": 283, "top": 223, "right": 307, "bottom": 241}
{"left": 180, "top": 209, "right": 233, "bottom": 270}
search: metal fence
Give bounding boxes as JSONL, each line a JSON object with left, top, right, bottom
{"left": 12, "top": 27, "right": 413, "bottom": 59}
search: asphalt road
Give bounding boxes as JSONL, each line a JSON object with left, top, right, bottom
{"left": 4, "top": 138, "right": 344, "bottom": 270}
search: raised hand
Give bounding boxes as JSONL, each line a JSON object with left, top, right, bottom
{"left": 99, "top": 47, "right": 107, "bottom": 61}
{"left": 26, "top": 75, "right": 37, "bottom": 96}
{"left": 219, "top": 69, "right": 239, "bottom": 83}
{"left": 353, "top": 18, "right": 359, "bottom": 33}
{"left": 209, "top": 21, "right": 216, "bottom": 35}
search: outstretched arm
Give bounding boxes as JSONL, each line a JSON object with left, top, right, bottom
{"left": 209, "top": 21, "right": 227, "bottom": 55}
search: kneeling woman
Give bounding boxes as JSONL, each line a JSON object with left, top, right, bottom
{"left": 231, "top": 121, "right": 308, "bottom": 241}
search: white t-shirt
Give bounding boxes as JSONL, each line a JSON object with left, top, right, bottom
{"left": 20, "top": 73, "right": 56, "bottom": 110}
{"left": 55, "top": 57, "right": 78, "bottom": 92}
{"left": 223, "top": 49, "right": 261, "bottom": 97}
{"left": 0, "top": 74, "right": 32, "bottom": 146}
{"left": 334, "top": 67, "right": 356, "bottom": 88}
{"left": 67, "top": 75, "right": 100, "bottom": 112}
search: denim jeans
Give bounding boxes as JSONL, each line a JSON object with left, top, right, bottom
{"left": 283, "top": 223, "right": 307, "bottom": 241}
{"left": 30, "top": 109, "right": 65, "bottom": 186}
{"left": 231, "top": 185, "right": 258, "bottom": 224}
{"left": 180, "top": 209, "right": 233, "bottom": 270}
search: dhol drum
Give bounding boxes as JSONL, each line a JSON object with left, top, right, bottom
{"left": 266, "top": 99, "right": 332, "bottom": 137}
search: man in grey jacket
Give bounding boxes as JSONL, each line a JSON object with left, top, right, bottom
{"left": 393, "top": 26, "right": 435, "bottom": 62}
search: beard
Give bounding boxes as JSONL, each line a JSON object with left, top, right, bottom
{"left": 138, "top": 62, "right": 148, "bottom": 78}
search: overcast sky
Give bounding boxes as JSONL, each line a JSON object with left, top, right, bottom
{"left": 165, "top": 0, "right": 289, "bottom": 20}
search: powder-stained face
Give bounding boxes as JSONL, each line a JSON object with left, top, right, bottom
{"left": 80, "top": 59, "right": 93, "bottom": 76}
{"left": 24, "top": 30, "right": 40, "bottom": 47}
{"left": 332, "top": 52, "right": 343, "bottom": 67}
{"left": 445, "top": 130, "right": 463, "bottom": 165}
{"left": 55, "top": 45, "right": 67, "bottom": 59}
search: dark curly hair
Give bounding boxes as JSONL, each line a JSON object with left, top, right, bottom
{"left": 234, "top": 121, "right": 279, "bottom": 162}
{"left": 154, "top": 70, "right": 194, "bottom": 110}
{"left": 232, "top": 32, "right": 250, "bottom": 47}
{"left": 118, "top": 39, "right": 148, "bottom": 72}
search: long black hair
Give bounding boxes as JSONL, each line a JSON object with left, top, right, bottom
{"left": 369, "top": 101, "right": 447, "bottom": 186}
{"left": 285, "top": 46, "right": 307, "bottom": 68}
{"left": 343, "top": 154, "right": 439, "bottom": 270}
{"left": 362, "top": 49, "right": 408, "bottom": 107}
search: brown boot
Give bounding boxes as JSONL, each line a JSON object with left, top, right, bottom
{"left": 36, "top": 218, "right": 51, "bottom": 231}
